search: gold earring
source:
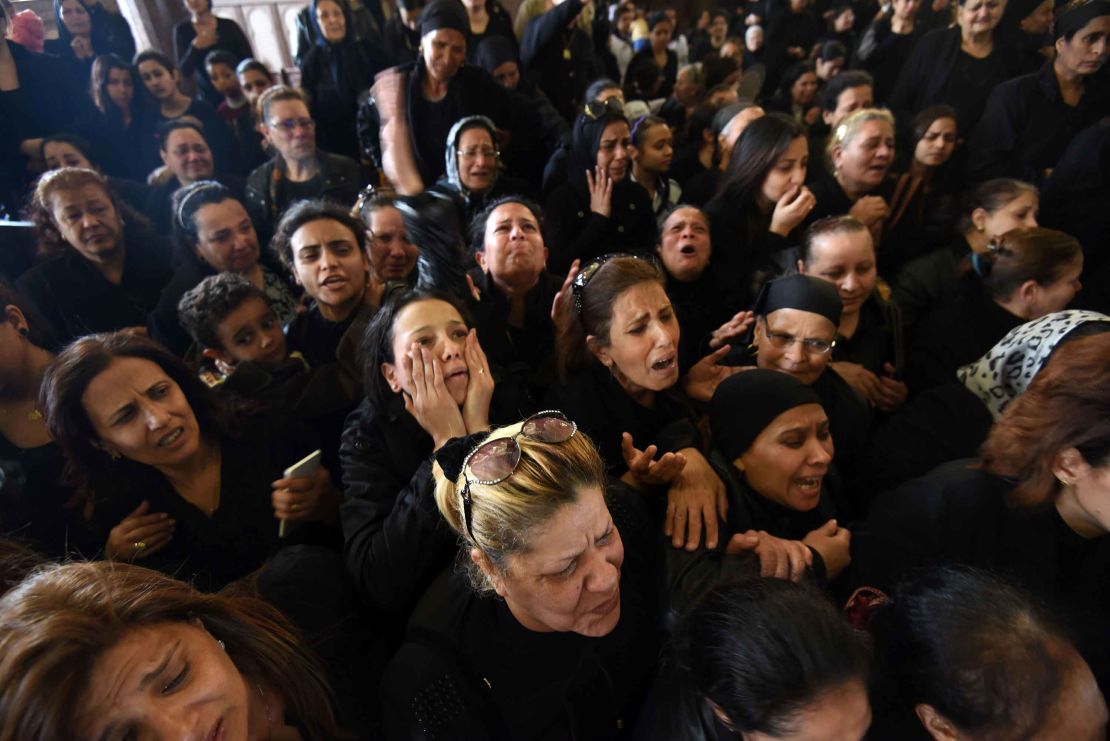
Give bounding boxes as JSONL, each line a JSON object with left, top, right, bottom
{"left": 1057, "top": 475, "right": 1072, "bottom": 487}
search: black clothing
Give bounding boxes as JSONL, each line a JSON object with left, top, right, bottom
{"left": 466, "top": 267, "right": 562, "bottom": 381}
{"left": 357, "top": 61, "right": 541, "bottom": 189}
{"left": 968, "top": 61, "right": 1110, "bottom": 185}
{"left": 173, "top": 17, "right": 253, "bottom": 106}
{"left": 16, "top": 236, "right": 172, "bottom": 346}
{"left": 298, "top": 15, "right": 388, "bottom": 161}
{"left": 466, "top": 1, "right": 518, "bottom": 64}
{"left": 0, "top": 437, "right": 98, "bottom": 560}
{"left": 665, "top": 270, "right": 745, "bottom": 372}
{"left": 244, "top": 151, "right": 363, "bottom": 243}
{"left": 833, "top": 291, "right": 904, "bottom": 377}
{"left": 545, "top": 365, "right": 703, "bottom": 478}
{"left": 905, "top": 276, "right": 1023, "bottom": 392}
{"left": 811, "top": 368, "right": 874, "bottom": 517}
{"left": 703, "top": 194, "right": 790, "bottom": 306}
{"left": 543, "top": 179, "right": 657, "bottom": 275}
{"left": 91, "top": 414, "right": 324, "bottom": 592}
{"left": 381, "top": 486, "right": 659, "bottom": 740}
{"left": 888, "top": 27, "right": 1010, "bottom": 131}
{"left": 806, "top": 166, "right": 894, "bottom": 223}
{"left": 881, "top": 171, "right": 961, "bottom": 279}
{"left": 892, "top": 236, "right": 970, "bottom": 334}
{"left": 849, "top": 461, "right": 1110, "bottom": 690}
{"left": 853, "top": 16, "right": 921, "bottom": 103}
{"left": 76, "top": 105, "right": 160, "bottom": 183}
{"left": 520, "top": 0, "right": 604, "bottom": 123}
{"left": 626, "top": 48, "right": 679, "bottom": 100}
{"left": 680, "top": 167, "right": 720, "bottom": 207}
{"left": 381, "top": 16, "right": 420, "bottom": 66}
{"left": 144, "top": 171, "right": 245, "bottom": 237}
{"left": 294, "top": 1, "right": 383, "bottom": 65}
{"left": 148, "top": 99, "right": 241, "bottom": 176}
{"left": 857, "top": 381, "right": 993, "bottom": 495}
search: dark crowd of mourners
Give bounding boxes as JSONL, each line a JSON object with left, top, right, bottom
{"left": 0, "top": 0, "right": 1109, "bottom": 736}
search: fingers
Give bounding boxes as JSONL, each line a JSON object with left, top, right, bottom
{"left": 671, "top": 505, "right": 689, "bottom": 549}
{"left": 725, "top": 531, "right": 760, "bottom": 555}
{"left": 125, "top": 499, "right": 151, "bottom": 519}
{"left": 620, "top": 432, "right": 637, "bottom": 465}
{"left": 563, "top": 259, "right": 580, "bottom": 289}
{"left": 701, "top": 499, "right": 719, "bottom": 550}
{"left": 684, "top": 505, "right": 703, "bottom": 552}
{"left": 123, "top": 511, "right": 170, "bottom": 530}
{"left": 126, "top": 517, "right": 176, "bottom": 544}
{"left": 777, "top": 183, "right": 801, "bottom": 205}
{"left": 585, "top": 168, "right": 596, "bottom": 192}
{"left": 787, "top": 543, "right": 809, "bottom": 582}
{"left": 664, "top": 499, "right": 676, "bottom": 537}
{"left": 271, "top": 476, "right": 314, "bottom": 493}
{"left": 407, "top": 343, "right": 425, "bottom": 395}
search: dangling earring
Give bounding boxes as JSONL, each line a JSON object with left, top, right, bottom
{"left": 1056, "top": 475, "right": 1072, "bottom": 488}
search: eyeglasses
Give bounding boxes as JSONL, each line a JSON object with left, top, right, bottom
{"left": 268, "top": 118, "right": 315, "bottom": 132}
{"left": 459, "top": 411, "right": 578, "bottom": 541}
{"left": 583, "top": 96, "right": 625, "bottom": 120}
{"left": 458, "top": 147, "right": 499, "bottom": 160}
{"left": 761, "top": 317, "right": 836, "bottom": 355}
{"left": 571, "top": 253, "right": 657, "bottom": 313}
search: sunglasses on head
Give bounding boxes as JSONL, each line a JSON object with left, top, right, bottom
{"left": 583, "top": 96, "right": 626, "bottom": 121}
{"left": 459, "top": 411, "right": 578, "bottom": 541}
{"left": 570, "top": 253, "right": 657, "bottom": 313}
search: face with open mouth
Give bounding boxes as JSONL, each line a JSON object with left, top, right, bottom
{"left": 82, "top": 357, "right": 203, "bottom": 469}
{"left": 736, "top": 403, "right": 833, "bottom": 511}
{"left": 488, "top": 485, "right": 625, "bottom": 637}
{"left": 800, "top": 227, "right": 877, "bottom": 318}
{"left": 382, "top": 298, "right": 472, "bottom": 407}
{"left": 834, "top": 119, "right": 895, "bottom": 195}
{"left": 457, "top": 126, "right": 498, "bottom": 193}
{"left": 478, "top": 202, "right": 548, "bottom": 293}
{"left": 78, "top": 621, "right": 251, "bottom": 741}
{"left": 658, "top": 206, "right": 711, "bottom": 282}
{"left": 593, "top": 281, "right": 681, "bottom": 397}
{"left": 290, "top": 217, "right": 370, "bottom": 321}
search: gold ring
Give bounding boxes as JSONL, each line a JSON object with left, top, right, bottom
{"left": 290, "top": 503, "right": 301, "bottom": 512}
{"left": 478, "top": 368, "right": 484, "bottom": 375}
{"left": 134, "top": 541, "right": 146, "bottom": 551}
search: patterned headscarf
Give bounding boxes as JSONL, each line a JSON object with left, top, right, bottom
{"left": 957, "top": 310, "right": 1110, "bottom": 420}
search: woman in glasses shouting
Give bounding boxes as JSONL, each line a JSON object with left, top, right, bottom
{"left": 381, "top": 412, "right": 660, "bottom": 739}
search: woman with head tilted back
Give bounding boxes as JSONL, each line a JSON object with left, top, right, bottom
{"left": 381, "top": 414, "right": 659, "bottom": 737}
{"left": 40, "top": 331, "right": 341, "bottom": 591}
{"left": 0, "top": 561, "right": 344, "bottom": 740}
{"left": 17, "top": 168, "right": 171, "bottom": 345}
{"left": 852, "top": 332, "right": 1110, "bottom": 689}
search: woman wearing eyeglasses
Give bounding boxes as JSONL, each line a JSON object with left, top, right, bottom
{"left": 244, "top": 86, "right": 362, "bottom": 245}
{"left": 543, "top": 101, "right": 657, "bottom": 275}
{"left": 428, "top": 115, "right": 537, "bottom": 229}
{"left": 381, "top": 412, "right": 660, "bottom": 738}
{"left": 744, "top": 274, "right": 873, "bottom": 516}
{"left": 340, "top": 285, "right": 534, "bottom": 617}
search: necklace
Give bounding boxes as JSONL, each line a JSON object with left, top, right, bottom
{"left": 0, "top": 405, "right": 43, "bottom": 422}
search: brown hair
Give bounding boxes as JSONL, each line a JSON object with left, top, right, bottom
{"left": 799, "top": 215, "right": 870, "bottom": 265}
{"left": 28, "top": 167, "right": 150, "bottom": 258}
{"left": 956, "top": 178, "right": 1037, "bottom": 235}
{"left": 974, "top": 227, "right": 1082, "bottom": 301}
{"left": 0, "top": 561, "right": 343, "bottom": 740}
{"left": 39, "top": 332, "right": 239, "bottom": 497}
{"left": 980, "top": 333, "right": 1110, "bottom": 505}
{"left": 554, "top": 256, "right": 666, "bottom": 379}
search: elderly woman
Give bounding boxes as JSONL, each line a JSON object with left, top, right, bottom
{"left": 428, "top": 115, "right": 537, "bottom": 228}
{"left": 643, "top": 579, "right": 872, "bottom": 740}
{"left": 44, "top": 0, "right": 134, "bottom": 73}
{"left": 548, "top": 254, "right": 747, "bottom": 550}
{"left": 968, "top": 0, "right": 1110, "bottom": 185}
{"left": 870, "top": 567, "right": 1108, "bottom": 739}
{"left": 799, "top": 216, "right": 908, "bottom": 411}
{"left": 705, "top": 113, "right": 815, "bottom": 305}
{"left": 40, "top": 332, "right": 341, "bottom": 591}
{"left": 16, "top": 168, "right": 171, "bottom": 345}
{"left": 381, "top": 414, "right": 659, "bottom": 736}
{"left": 906, "top": 226, "right": 1083, "bottom": 392}
{"left": 360, "top": 0, "right": 541, "bottom": 192}
{"left": 853, "top": 333, "right": 1110, "bottom": 687}
{"left": 806, "top": 108, "right": 895, "bottom": 246}
{"left": 245, "top": 86, "right": 362, "bottom": 242}
{"left": 888, "top": 0, "right": 1009, "bottom": 130}
{"left": 0, "top": 279, "right": 100, "bottom": 560}
{"left": 543, "top": 102, "right": 656, "bottom": 274}
{"left": 297, "top": 0, "right": 387, "bottom": 161}
{"left": 150, "top": 180, "right": 298, "bottom": 355}
{"left": 0, "top": 561, "right": 346, "bottom": 740}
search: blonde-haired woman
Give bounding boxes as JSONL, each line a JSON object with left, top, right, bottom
{"left": 381, "top": 411, "right": 659, "bottom": 737}
{"left": 807, "top": 108, "right": 896, "bottom": 247}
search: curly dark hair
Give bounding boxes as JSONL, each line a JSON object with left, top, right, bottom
{"left": 467, "top": 194, "right": 544, "bottom": 255}
{"left": 269, "top": 198, "right": 368, "bottom": 274}
{"left": 178, "top": 272, "right": 269, "bottom": 351}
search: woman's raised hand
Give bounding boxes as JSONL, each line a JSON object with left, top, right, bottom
{"left": 105, "top": 500, "right": 175, "bottom": 561}
{"left": 586, "top": 166, "right": 614, "bottom": 217}
{"left": 462, "top": 329, "right": 494, "bottom": 434}
{"left": 620, "top": 432, "right": 687, "bottom": 489}
{"left": 271, "top": 466, "right": 341, "bottom": 524}
{"left": 402, "top": 342, "right": 467, "bottom": 450}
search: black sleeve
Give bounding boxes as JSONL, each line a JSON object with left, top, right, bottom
{"left": 356, "top": 90, "right": 383, "bottom": 170}
{"left": 223, "top": 18, "right": 254, "bottom": 61}
{"left": 175, "top": 24, "right": 205, "bottom": 79}
{"left": 397, "top": 191, "right": 471, "bottom": 302}
{"left": 520, "top": 0, "right": 585, "bottom": 67}
{"left": 543, "top": 184, "right": 612, "bottom": 275}
{"left": 966, "top": 81, "right": 1023, "bottom": 183}
{"left": 886, "top": 32, "right": 929, "bottom": 119}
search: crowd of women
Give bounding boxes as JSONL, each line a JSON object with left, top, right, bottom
{"left": 0, "top": 0, "right": 1109, "bottom": 737}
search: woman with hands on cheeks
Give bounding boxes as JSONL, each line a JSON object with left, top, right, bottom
{"left": 799, "top": 216, "right": 908, "bottom": 412}
{"left": 548, "top": 255, "right": 741, "bottom": 552}
{"left": 340, "top": 288, "right": 523, "bottom": 616}
{"left": 40, "top": 332, "right": 340, "bottom": 591}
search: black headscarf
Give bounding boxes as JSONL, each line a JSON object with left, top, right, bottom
{"left": 753, "top": 274, "right": 843, "bottom": 326}
{"left": 1055, "top": 0, "right": 1110, "bottom": 39}
{"left": 420, "top": 0, "right": 469, "bottom": 38}
{"left": 474, "top": 34, "right": 518, "bottom": 73}
{"left": 568, "top": 106, "right": 629, "bottom": 196}
{"left": 710, "top": 369, "right": 823, "bottom": 460}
